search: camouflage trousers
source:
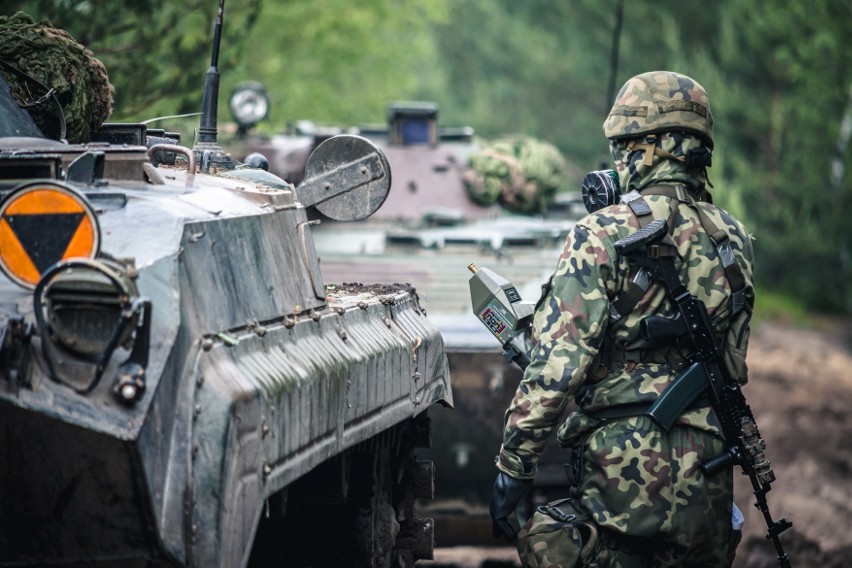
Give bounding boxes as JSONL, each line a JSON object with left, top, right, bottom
{"left": 518, "top": 417, "right": 739, "bottom": 567}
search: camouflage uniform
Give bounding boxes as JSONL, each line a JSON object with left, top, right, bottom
{"left": 496, "top": 72, "right": 754, "bottom": 567}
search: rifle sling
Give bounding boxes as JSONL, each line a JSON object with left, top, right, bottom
{"left": 609, "top": 185, "right": 747, "bottom": 320}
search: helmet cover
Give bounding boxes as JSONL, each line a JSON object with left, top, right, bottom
{"left": 603, "top": 71, "right": 714, "bottom": 148}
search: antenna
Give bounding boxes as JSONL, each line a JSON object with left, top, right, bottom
{"left": 601, "top": 0, "right": 625, "bottom": 167}
{"left": 193, "top": 0, "right": 233, "bottom": 172}
{"left": 605, "top": 0, "right": 625, "bottom": 115}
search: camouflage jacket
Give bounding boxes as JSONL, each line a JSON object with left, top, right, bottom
{"left": 497, "top": 187, "right": 755, "bottom": 479}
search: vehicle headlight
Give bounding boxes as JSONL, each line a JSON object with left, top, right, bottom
{"left": 229, "top": 81, "right": 270, "bottom": 129}
{"left": 34, "top": 258, "right": 150, "bottom": 403}
{"left": 42, "top": 260, "right": 137, "bottom": 357}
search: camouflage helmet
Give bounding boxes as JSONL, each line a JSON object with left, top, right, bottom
{"left": 603, "top": 71, "right": 714, "bottom": 148}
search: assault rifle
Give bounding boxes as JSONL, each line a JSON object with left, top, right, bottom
{"left": 615, "top": 219, "right": 792, "bottom": 568}
{"left": 468, "top": 218, "right": 793, "bottom": 566}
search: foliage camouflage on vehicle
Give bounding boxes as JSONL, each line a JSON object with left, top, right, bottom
{"left": 463, "top": 134, "right": 570, "bottom": 214}
{"left": 0, "top": 12, "right": 113, "bottom": 142}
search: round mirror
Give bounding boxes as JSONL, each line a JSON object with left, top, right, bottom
{"left": 303, "top": 134, "right": 392, "bottom": 221}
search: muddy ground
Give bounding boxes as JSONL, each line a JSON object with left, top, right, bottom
{"left": 420, "top": 317, "right": 852, "bottom": 567}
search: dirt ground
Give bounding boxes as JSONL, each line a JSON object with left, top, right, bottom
{"left": 421, "top": 317, "right": 852, "bottom": 567}
{"left": 732, "top": 317, "right": 852, "bottom": 567}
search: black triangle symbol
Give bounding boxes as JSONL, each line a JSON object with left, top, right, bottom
{"left": 4, "top": 213, "right": 86, "bottom": 274}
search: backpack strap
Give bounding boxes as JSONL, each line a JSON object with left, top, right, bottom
{"left": 683, "top": 193, "right": 748, "bottom": 317}
{"left": 607, "top": 189, "right": 680, "bottom": 322}
{"left": 611, "top": 185, "right": 747, "bottom": 320}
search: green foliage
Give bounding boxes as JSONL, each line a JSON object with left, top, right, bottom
{"left": 753, "top": 289, "right": 811, "bottom": 328}
{"left": 3, "top": 0, "right": 850, "bottom": 312}
{"left": 2, "top": 0, "right": 262, "bottom": 118}
{"left": 0, "top": 11, "right": 113, "bottom": 142}
{"left": 420, "top": 0, "right": 619, "bottom": 168}
{"left": 226, "top": 0, "right": 449, "bottom": 128}
{"left": 708, "top": 0, "right": 852, "bottom": 313}
{"left": 418, "top": 0, "right": 852, "bottom": 313}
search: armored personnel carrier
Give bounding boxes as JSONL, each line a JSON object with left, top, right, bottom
{"left": 232, "top": 93, "right": 584, "bottom": 542}
{"left": 0, "top": 7, "right": 451, "bottom": 567}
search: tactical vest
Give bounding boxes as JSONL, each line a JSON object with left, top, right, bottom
{"left": 578, "top": 184, "right": 748, "bottom": 424}
{"left": 602, "top": 184, "right": 747, "bottom": 367}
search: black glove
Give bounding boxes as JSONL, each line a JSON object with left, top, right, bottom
{"left": 489, "top": 471, "right": 533, "bottom": 542}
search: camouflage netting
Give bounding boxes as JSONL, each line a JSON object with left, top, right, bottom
{"left": 0, "top": 12, "right": 113, "bottom": 143}
{"left": 463, "top": 134, "right": 569, "bottom": 214}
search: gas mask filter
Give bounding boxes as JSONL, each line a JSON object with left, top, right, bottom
{"left": 581, "top": 169, "right": 621, "bottom": 214}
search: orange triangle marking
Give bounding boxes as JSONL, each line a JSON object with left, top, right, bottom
{"left": 0, "top": 217, "right": 41, "bottom": 285}
{"left": 64, "top": 215, "right": 97, "bottom": 259}
{"left": 6, "top": 189, "right": 85, "bottom": 215}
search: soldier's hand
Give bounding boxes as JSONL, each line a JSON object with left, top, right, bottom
{"left": 489, "top": 471, "right": 532, "bottom": 542}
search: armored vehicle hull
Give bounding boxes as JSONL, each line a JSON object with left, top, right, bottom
{"left": 0, "top": 94, "right": 451, "bottom": 566}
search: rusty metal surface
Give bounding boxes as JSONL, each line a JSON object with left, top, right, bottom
{"left": 310, "top": 207, "right": 576, "bottom": 542}
{"left": 230, "top": 100, "right": 587, "bottom": 540}
{"left": 307, "top": 179, "right": 582, "bottom": 534}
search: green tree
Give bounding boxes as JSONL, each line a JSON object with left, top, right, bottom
{"left": 710, "top": 0, "right": 852, "bottom": 311}
{"left": 4, "top": 0, "right": 449, "bottom": 139}
{"left": 420, "top": 0, "right": 621, "bottom": 167}
{"left": 225, "top": 0, "right": 449, "bottom": 129}
{"left": 3, "top": 0, "right": 849, "bottom": 311}
{"left": 419, "top": 0, "right": 851, "bottom": 312}
{"left": 2, "top": 0, "right": 262, "bottom": 118}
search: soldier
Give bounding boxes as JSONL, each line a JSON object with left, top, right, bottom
{"left": 489, "top": 71, "right": 753, "bottom": 567}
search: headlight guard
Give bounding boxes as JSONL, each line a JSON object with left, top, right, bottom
{"left": 33, "top": 258, "right": 150, "bottom": 403}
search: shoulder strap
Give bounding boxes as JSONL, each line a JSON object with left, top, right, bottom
{"left": 608, "top": 189, "right": 679, "bottom": 322}
{"left": 613, "top": 185, "right": 747, "bottom": 320}
{"left": 683, "top": 194, "right": 748, "bottom": 317}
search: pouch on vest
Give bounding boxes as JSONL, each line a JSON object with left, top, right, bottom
{"left": 516, "top": 498, "right": 609, "bottom": 568}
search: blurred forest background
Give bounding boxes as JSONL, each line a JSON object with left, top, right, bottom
{"left": 4, "top": 0, "right": 852, "bottom": 316}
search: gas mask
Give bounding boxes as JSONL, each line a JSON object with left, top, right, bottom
{"left": 581, "top": 169, "right": 621, "bottom": 214}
